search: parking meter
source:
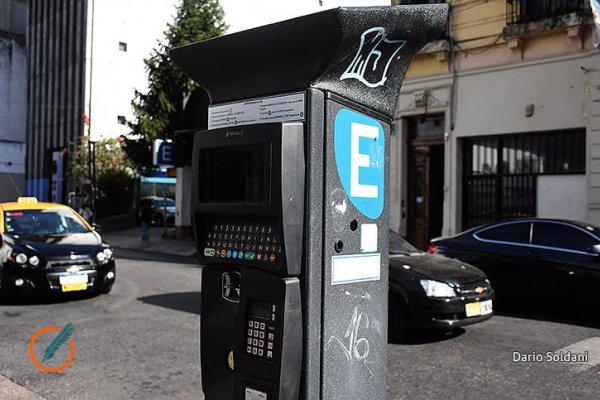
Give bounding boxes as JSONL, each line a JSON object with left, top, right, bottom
{"left": 171, "top": 5, "right": 447, "bottom": 400}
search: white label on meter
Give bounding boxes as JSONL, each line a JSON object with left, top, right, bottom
{"left": 208, "top": 92, "right": 305, "bottom": 129}
{"left": 331, "top": 253, "right": 381, "bottom": 285}
{"left": 245, "top": 387, "right": 268, "bottom": 400}
{"left": 360, "top": 223, "right": 378, "bottom": 253}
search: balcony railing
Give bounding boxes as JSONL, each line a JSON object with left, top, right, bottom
{"left": 506, "top": 0, "right": 586, "bottom": 26}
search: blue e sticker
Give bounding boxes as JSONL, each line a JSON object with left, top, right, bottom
{"left": 334, "top": 109, "right": 384, "bottom": 219}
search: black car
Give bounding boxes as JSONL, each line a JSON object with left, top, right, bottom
{"left": 0, "top": 199, "right": 116, "bottom": 298}
{"left": 388, "top": 230, "right": 494, "bottom": 340}
{"left": 430, "top": 218, "right": 600, "bottom": 307}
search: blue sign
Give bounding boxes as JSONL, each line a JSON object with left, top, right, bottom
{"left": 334, "top": 109, "right": 385, "bottom": 219}
{"left": 156, "top": 141, "right": 174, "bottom": 165}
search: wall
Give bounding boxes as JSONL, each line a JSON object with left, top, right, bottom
{"left": 0, "top": 0, "right": 27, "bottom": 201}
{"left": 84, "top": 0, "right": 178, "bottom": 141}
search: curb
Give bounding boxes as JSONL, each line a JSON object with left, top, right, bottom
{"left": 0, "top": 375, "right": 45, "bottom": 400}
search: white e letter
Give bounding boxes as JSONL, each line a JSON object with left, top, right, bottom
{"left": 350, "top": 122, "right": 378, "bottom": 198}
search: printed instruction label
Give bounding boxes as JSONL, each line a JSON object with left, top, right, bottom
{"left": 245, "top": 387, "right": 268, "bottom": 400}
{"left": 332, "top": 253, "right": 381, "bottom": 285}
{"left": 208, "top": 92, "right": 305, "bottom": 129}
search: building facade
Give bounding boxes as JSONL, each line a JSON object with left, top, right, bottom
{"left": 391, "top": 0, "right": 600, "bottom": 249}
{"left": 25, "top": 0, "right": 177, "bottom": 202}
{"left": 0, "top": 0, "right": 27, "bottom": 202}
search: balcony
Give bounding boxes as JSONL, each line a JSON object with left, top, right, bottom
{"left": 504, "top": 0, "right": 588, "bottom": 39}
{"left": 506, "top": 0, "right": 586, "bottom": 25}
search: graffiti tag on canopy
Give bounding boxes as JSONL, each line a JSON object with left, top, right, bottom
{"left": 340, "top": 27, "right": 407, "bottom": 88}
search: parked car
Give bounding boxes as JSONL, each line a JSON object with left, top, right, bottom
{"left": 388, "top": 230, "right": 494, "bottom": 340}
{"left": 430, "top": 218, "right": 600, "bottom": 307}
{"left": 138, "top": 196, "right": 176, "bottom": 226}
{"left": 0, "top": 197, "right": 115, "bottom": 298}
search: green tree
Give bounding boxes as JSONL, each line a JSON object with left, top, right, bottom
{"left": 125, "top": 0, "right": 227, "bottom": 170}
{"left": 69, "top": 137, "right": 135, "bottom": 218}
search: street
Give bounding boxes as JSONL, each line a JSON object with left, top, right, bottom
{"left": 2, "top": 250, "right": 600, "bottom": 399}
{"left": 0, "top": 250, "right": 202, "bottom": 400}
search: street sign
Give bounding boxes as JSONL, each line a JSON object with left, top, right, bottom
{"left": 334, "top": 108, "right": 385, "bottom": 219}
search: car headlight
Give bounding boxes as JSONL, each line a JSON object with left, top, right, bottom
{"left": 103, "top": 248, "right": 113, "bottom": 259}
{"left": 420, "top": 279, "right": 457, "bottom": 298}
{"left": 96, "top": 251, "right": 107, "bottom": 264}
{"left": 14, "top": 253, "right": 28, "bottom": 265}
{"left": 96, "top": 248, "right": 113, "bottom": 264}
{"left": 29, "top": 255, "right": 40, "bottom": 266}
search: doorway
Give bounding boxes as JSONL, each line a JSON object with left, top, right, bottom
{"left": 406, "top": 115, "right": 445, "bottom": 250}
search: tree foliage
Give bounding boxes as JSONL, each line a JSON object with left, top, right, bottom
{"left": 125, "top": 0, "right": 227, "bottom": 170}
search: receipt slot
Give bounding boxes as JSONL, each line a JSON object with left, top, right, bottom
{"left": 171, "top": 5, "right": 447, "bottom": 400}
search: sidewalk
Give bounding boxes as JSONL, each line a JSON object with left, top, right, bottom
{"left": 0, "top": 375, "right": 44, "bottom": 400}
{"left": 102, "top": 226, "right": 197, "bottom": 258}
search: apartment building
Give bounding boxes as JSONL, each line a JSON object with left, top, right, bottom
{"left": 392, "top": 0, "right": 600, "bottom": 249}
{"left": 0, "top": 0, "right": 27, "bottom": 201}
{"left": 25, "top": 0, "right": 177, "bottom": 202}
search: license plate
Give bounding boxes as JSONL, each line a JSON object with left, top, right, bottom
{"left": 465, "top": 299, "right": 493, "bottom": 317}
{"left": 61, "top": 282, "right": 88, "bottom": 292}
{"left": 59, "top": 273, "right": 87, "bottom": 285}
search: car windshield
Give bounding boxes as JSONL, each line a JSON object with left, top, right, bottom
{"left": 3, "top": 209, "right": 90, "bottom": 236}
{"left": 152, "top": 198, "right": 175, "bottom": 208}
{"left": 389, "top": 230, "right": 420, "bottom": 254}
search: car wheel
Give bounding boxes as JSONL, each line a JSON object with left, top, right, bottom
{"left": 388, "top": 292, "right": 409, "bottom": 341}
{"left": 95, "top": 282, "right": 113, "bottom": 295}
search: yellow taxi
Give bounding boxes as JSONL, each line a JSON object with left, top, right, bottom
{"left": 0, "top": 197, "right": 115, "bottom": 298}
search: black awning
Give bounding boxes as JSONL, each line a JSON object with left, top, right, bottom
{"left": 170, "top": 5, "right": 448, "bottom": 118}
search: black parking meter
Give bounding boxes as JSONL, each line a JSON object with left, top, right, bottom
{"left": 171, "top": 5, "right": 447, "bottom": 400}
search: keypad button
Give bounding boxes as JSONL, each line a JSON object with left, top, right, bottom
{"left": 271, "top": 313, "right": 276, "bottom": 321}
{"left": 269, "top": 254, "right": 276, "bottom": 263}
{"left": 267, "top": 226, "right": 273, "bottom": 234}
{"left": 248, "top": 329, "right": 253, "bottom": 336}
{"left": 253, "top": 331, "right": 259, "bottom": 338}
{"left": 247, "top": 338, "right": 252, "bottom": 345}
{"left": 248, "top": 321, "right": 253, "bottom": 328}
{"left": 259, "top": 340, "right": 264, "bottom": 347}
{"left": 267, "top": 351, "right": 272, "bottom": 358}
{"left": 259, "top": 331, "right": 265, "bottom": 339}
{"left": 253, "top": 339, "right": 258, "bottom": 346}
{"left": 247, "top": 346, "right": 252, "bottom": 353}
{"left": 267, "top": 342, "right": 273, "bottom": 350}
{"left": 272, "top": 305, "right": 276, "bottom": 312}
{"left": 258, "top": 349, "right": 264, "bottom": 356}
{"left": 260, "top": 322, "right": 265, "bottom": 330}
{"left": 268, "top": 333, "right": 274, "bottom": 341}
{"left": 252, "top": 348, "right": 258, "bottom": 355}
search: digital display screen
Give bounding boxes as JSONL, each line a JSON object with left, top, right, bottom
{"left": 199, "top": 144, "right": 269, "bottom": 203}
{"left": 249, "top": 300, "right": 272, "bottom": 320}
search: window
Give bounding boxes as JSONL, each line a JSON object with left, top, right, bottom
{"left": 532, "top": 222, "right": 599, "bottom": 253}
{"left": 463, "top": 130, "right": 585, "bottom": 229}
{"left": 119, "top": 42, "right": 128, "bottom": 52}
{"left": 117, "top": 116, "right": 126, "bottom": 125}
{"left": 477, "top": 222, "right": 530, "bottom": 244}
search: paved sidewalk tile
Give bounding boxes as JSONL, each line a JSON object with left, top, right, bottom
{"left": 0, "top": 375, "right": 45, "bottom": 400}
{"left": 102, "top": 227, "right": 197, "bottom": 257}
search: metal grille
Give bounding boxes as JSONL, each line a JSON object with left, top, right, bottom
{"left": 47, "top": 258, "right": 94, "bottom": 269}
{"left": 506, "top": 0, "right": 586, "bottom": 26}
{"left": 463, "top": 130, "right": 585, "bottom": 229}
{"left": 456, "top": 280, "right": 491, "bottom": 295}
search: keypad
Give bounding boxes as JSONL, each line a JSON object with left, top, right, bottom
{"left": 246, "top": 318, "right": 275, "bottom": 360}
{"left": 203, "top": 224, "right": 282, "bottom": 265}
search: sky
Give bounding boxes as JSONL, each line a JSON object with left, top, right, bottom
{"left": 219, "top": 0, "right": 391, "bottom": 33}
